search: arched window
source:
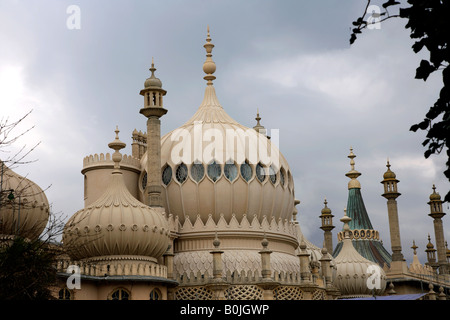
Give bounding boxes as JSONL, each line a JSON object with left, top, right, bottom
{"left": 207, "top": 160, "right": 222, "bottom": 182}
{"left": 224, "top": 162, "right": 238, "bottom": 182}
{"left": 141, "top": 172, "right": 148, "bottom": 190}
{"left": 191, "top": 162, "right": 205, "bottom": 182}
{"left": 256, "top": 163, "right": 266, "bottom": 183}
{"left": 58, "top": 288, "right": 72, "bottom": 300}
{"left": 280, "top": 168, "right": 286, "bottom": 187}
{"left": 149, "top": 288, "right": 161, "bottom": 300}
{"left": 240, "top": 161, "right": 252, "bottom": 182}
{"left": 84, "top": 175, "right": 87, "bottom": 200}
{"left": 109, "top": 288, "right": 130, "bottom": 300}
{"left": 269, "top": 165, "right": 277, "bottom": 185}
{"left": 162, "top": 165, "right": 172, "bottom": 186}
{"left": 175, "top": 163, "right": 188, "bottom": 184}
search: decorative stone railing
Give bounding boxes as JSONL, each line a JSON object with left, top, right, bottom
{"left": 56, "top": 256, "right": 167, "bottom": 278}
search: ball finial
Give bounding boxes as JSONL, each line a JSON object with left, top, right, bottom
{"left": 108, "top": 126, "right": 126, "bottom": 170}
{"left": 203, "top": 26, "right": 216, "bottom": 85}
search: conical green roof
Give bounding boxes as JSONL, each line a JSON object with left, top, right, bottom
{"left": 332, "top": 149, "right": 392, "bottom": 268}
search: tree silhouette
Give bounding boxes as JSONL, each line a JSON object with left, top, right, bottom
{"left": 350, "top": 0, "right": 450, "bottom": 202}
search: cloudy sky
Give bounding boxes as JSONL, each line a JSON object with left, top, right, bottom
{"left": 0, "top": 0, "right": 448, "bottom": 265}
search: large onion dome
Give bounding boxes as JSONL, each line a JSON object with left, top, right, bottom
{"left": 0, "top": 161, "right": 49, "bottom": 240}
{"left": 63, "top": 129, "right": 169, "bottom": 261}
{"left": 139, "top": 28, "right": 295, "bottom": 225}
{"left": 333, "top": 211, "right": 386, "bottom": 298}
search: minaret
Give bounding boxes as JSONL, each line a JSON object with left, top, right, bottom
{"left": 425, "top": 234, "right": 439, "bottom": 273}
{"left": 428, "top": 185, "right": 448, "bottom": 274}
{"left": 319, "top": 198, "right": 335, "bottom": 254}
{"left": 381, "top": 160, "right": 406, "bottom": 271}
{"left": 139, "top": 58, "right": 167, "bottom": 207}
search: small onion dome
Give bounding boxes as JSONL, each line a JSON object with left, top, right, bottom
{"left": 429, "top": 184, "right": 441, "bottom": 201}
{"left": 0, "top": 161, "right": 49, "bottom": 240}
{"left": 144, "top": 58, "right": 163, "bottom": 88}
{"left": 426, "top": 235, "right": 435, "bottom": 249}
{"left": 383, "top": 160, "right": 396, "bottom": 180}
{"left": 333, "top": 210, "right": 386, "bottom": 297}
{"left": 321, "top": 198, "right": 332, "bottom": 215}
{"left": 63, "top": 128, "right": 169, "bottom": 261}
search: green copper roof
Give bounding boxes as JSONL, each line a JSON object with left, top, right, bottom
{"left": 346, "top": 188, "right": 373, "bottom": 230}
{"left": 332, "top": 186, "right": 392, "bottom": 268}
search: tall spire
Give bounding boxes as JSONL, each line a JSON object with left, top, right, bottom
{"left": 139, "top": 58, "right": 168, "bottom": 207}
{"left": 203, "top": 25, "right": 216, "bottom": 86}
{"left": 333, "top": 147, "right": 392, "bottom": 269}
{"left": 381, "top": 159, "right": 405, "bottom": 264}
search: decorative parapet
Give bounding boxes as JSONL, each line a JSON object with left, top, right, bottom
{"left": 82, "top": 153, "right": 141, "bottom": 173}
{"left": 167, "top": 213, "right": 180, "bottom": 235}
{"left": 56, "top": 256, "right": 167, "bottom": 278}
{"left": 337, "top": 228, "right": 380, "bottom": 242}
{"left": 175, "top": 269, "right": 303, "bottom": 287}
{"left": 408, "top": 262, "right": 434, "bottom": 277}
{"left": 175, "top": 213, "right": 298, "bottom": 240}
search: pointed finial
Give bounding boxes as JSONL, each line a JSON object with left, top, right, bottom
{"left": 255, "top": 109, "right": 261, "bottom": 125}
{"left": 348, "top": 147, "right": 356, "bottom": 170}
{"left": 261, "top": 231, "right": 269, "bottom": 249}
{"left": 341, "top": 208, "right": 352, "bottom": 235}
{"left": 213, "top": 231, "right": 221, "bottom": 248}
{"left": 411, "top": 240, "right": 418, "bottom": 255}
{"left": 108, "top": 126, "right": 126, "bottom": 170}
{"left": 345, "top": 147, "right": 361, "bottom": 188}
{"left": 203, "top": 26, "right": 216, "bottom": 85}
{"left": 150, "top": 57, "right": 156, "bottom": 75}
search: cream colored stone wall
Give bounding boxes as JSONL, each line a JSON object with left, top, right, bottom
{"left": 82, "top": 155, "right": 140, "bottom": 206}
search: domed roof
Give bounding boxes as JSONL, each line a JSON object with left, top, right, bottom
{"left": 426, "top": 234, "right": 435, "bottom": 249}
{"left": 320, "top": 198, "right": 332, "bottom": 215}
{"left": 63, "top": 129, "right": 169, "bottom": 261}
{"left": 0, "top": 161, "right": 49, "bottom": 240}
{"left": 429, "top": 185, "right": 441, "bottom": 201}
{"left": 144, "top": 58, "right": 163, "bottom": 89}
{"left": 382, "top": 160, "right": 397, "bottom": 180}
{"left": 333, "top": 211, "right": 386, "bottom": 297}
{"left": 140, "top": 29, "right": 295, "bottom": 225}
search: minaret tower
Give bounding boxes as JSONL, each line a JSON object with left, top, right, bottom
{"left": 319, "top": 198, "right": 335, "bottom": 254}
{"left": 139, "top": 58, "right": 168, "bottom": 207}
{"left": 381, "top": 160, "right": 406, "bottom": 271}
{"left": 428, "top": 185, "right": 448, "bottom": 274}
{"left": 425, "top": 234, "right": 439, "bottom": 273}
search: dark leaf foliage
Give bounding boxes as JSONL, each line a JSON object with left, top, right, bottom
{"left": 350, "top": 0, "right": 450, "bottom": 202}
{"left": 0, "top": 237, "right": 58, "bottom": 300}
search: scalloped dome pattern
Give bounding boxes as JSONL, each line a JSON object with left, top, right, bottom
{"left": 0, "top": 162, "right": 49, "bottom": 240}
{"left": 63, "top": 172, "right": 169, "bottom": 261}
